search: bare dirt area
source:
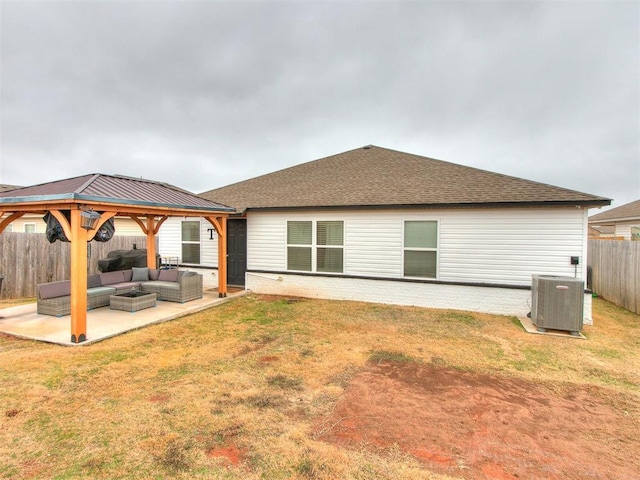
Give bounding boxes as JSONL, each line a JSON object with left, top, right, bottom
{"left": 316, "top": 361, "right": 640, "bottom": 480}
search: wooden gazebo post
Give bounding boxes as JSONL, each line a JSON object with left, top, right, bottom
{"left": 206, "top": 215, "right": 228, "bottom": 297}
{"left": 69, "top": 209, "right": 89, "bottom": 343}
{"left": 146, "top": 216, "right": 158, "bottom": 269}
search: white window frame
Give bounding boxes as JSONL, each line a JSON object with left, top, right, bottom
{"left": 286, "top": 220, "right": 344, "bottom": 274}
{"left": 403, "top": 220, "right": 439, "bottom": 279}
{"left": 181, "top": 220, "right": 201, "bottom": 265}
{"left": 286, "top": 221, "right": 313, "bottom": 272}
{"left": 23, "top": 223, "right": 36, "bottom": 233}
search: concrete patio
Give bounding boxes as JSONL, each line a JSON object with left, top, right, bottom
{"left": 0, "top": 288, "right": 247, "bottom": 346}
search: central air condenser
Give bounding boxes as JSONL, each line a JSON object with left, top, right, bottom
{"left": 531, "top": 275, "right": 584, "bottom": 336}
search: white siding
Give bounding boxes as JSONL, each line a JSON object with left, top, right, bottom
{"left": 247, "top": 214, "right": 287, "bottom": 271}
{"left": 246, "top": 207, "right": 588, "bottom": 286}
{"left": 158, "top": 217, "right": 220, "bottom": 267}
{"left": 112, "top": 218, "right": 146, "bottom": 236}
{"left": 438, "top": 208, "right": 585, "bottom": 285}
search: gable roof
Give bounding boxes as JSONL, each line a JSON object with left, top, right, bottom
{"left": 0, "top": 173, "right": 234, "bottom": 213}
{"left": 0, "top": 184, "right": 21, "bottom": 193}
{"left": 200, "top": 145, "right": 610, "bottom": 212}
{"left": 589, "top": 199, "right": 640, "bottom": 224}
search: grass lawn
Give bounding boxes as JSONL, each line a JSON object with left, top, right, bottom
{"left": 0, "top": 295, "right": 638, "bottom": 479}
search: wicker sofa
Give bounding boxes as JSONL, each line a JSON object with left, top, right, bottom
{"left": 36, "top": 267, "right": 203, "bottom": 317}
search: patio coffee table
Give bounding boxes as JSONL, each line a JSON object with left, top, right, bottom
{"left": 110, "top": 291, "right": 157, "bottom": 312}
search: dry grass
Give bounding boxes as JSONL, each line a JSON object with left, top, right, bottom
{"left": 0, "top": 295, "right": 638, "bottom": 479}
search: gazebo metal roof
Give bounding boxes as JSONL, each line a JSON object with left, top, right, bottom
{"left": 0, "top": 173, "right": 234, "bottom": 213}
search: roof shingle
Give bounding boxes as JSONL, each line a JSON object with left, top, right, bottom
{"left": 589, "top": 199, "right": 640, "bottom": 223}
{"left": 200, "top": 145, "right": 610, "bottom": 212}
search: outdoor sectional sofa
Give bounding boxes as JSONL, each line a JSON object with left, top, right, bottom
{"left": 36, "top": 267, "right": 203, "bottom": 317}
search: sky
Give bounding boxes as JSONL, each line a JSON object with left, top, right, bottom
{"left": 0, "top": 0, "right": 638, "bottom": 211}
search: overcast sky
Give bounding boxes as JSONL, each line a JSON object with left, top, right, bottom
{"left": 1, "top": 1, "right": 638, "bottom": 211}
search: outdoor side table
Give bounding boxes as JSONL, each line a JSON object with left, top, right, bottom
{"left": 110, "top": 291, "right": 157, "bottom": 312}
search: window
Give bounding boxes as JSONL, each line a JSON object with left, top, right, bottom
{"left": 287, "top": 220, "right": 344, "bottom": 273}
{"left": 632, "top": 226, "right": 640, "bottom": 241}
{"left": 287, "top": 221, "right": 312, "bottom": 271}
{"left": 24, "top": 223, "right": 36, "bottom": 233}
{"left": 181, "top": 221, "right": 201, "bottom": 264}
{"left": 5, "top": 224, "right": 13, "bottom": 233}
{"left": 317, "top": 221, "right": 344, "bottom": 273}
{"left": 404, "top": 221, "right": 437, "bottom": 278}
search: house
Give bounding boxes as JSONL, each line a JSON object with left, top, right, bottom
{"left": 589, "top": 199, "right": 640, "bottom": 241}
{"left": 588, "top": 225, "right": 617, "bottom": 240}
{"left": 158, "top": 145, "right": 610, "bottom": 323}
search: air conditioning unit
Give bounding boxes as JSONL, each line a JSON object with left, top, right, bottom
{"left": 531, "top": 275, "right": 584, "bottom": 336}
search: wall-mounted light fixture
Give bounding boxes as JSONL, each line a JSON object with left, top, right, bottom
{"left": 80, "top": 209, "right": 101, "bottom": 230}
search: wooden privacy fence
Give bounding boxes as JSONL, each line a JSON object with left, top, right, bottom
{"left": 0, "top": 233, "right": 151, "bottom": 299}
{"left": 588, "top": 239, "right": 640, "bottom": 315}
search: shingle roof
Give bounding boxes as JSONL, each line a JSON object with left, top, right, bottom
{"left": 589, "top": 199, "right": 640, "bottom": 223}
{"left": 0, "top": 173, "right": 234, "bottom": 212}
{"left": 200, "top": 145, "right": 610, "bottom": 212}
{"left": 0, "top": 184, "right": 21, "bottom": 193}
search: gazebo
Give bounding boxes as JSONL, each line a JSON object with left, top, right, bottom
{"left": 0, "top": 174, "right": 235, "bottom": 343}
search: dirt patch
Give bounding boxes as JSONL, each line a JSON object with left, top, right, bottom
{"left": 207, "top": 444, "right": 245, "bottom": 466}
{"left": 259, "top": 355, "right": 280, "bottom": 364}
{"left": 316, "top": 362, "right": 640, "bottom": 480}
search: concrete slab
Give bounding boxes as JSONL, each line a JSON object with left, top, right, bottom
{"left": 0, "top": 289, "right": 247, "bottom": 346}
{"left": 518, "top": 315, "right": 586, "bottom": 339}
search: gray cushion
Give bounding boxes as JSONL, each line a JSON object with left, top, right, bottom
{"left": 182, "top": 271, "right": 196, "bottom": 277}
{"left": 144, "top": 280, "right": 179, "bottom": 290}
{"left": 100, "top": 270, "right": 125, "bottom": 286}
{"left": 39, "top": 281, "right": 70, "bottom": 300}
{"left": 87, "top": 275, "right": 102, "bottom": 288}
{"left": 87, "top": 286, "right": 116, "bottom": 297}
{"left": 158, "top": 269, "right": 179, "bottom": 282}
{"left": 132, "top": 267, "right": 149, "bottom": 281}
{"left": 148, "top": 268, "right": 160, "bottom": 281}
{"left": 123, "top": 269, "right": 133, "bottom": 282}
{"left": 109, "top": 282, "right": 140, "bottom": 290}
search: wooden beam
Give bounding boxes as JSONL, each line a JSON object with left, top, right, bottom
{"left": 206, "top": 216, "right": 228, "bottom": 298}
{"left": 129, "top": 215, "right": 148, "bottom": 234}
{"left": 145, "top": 216, "right": 157, "bottom": 268}
{"left": 152, "top": 216, "right": 168, "bottom": 234}
{"left": 0, "top": 212, "right": 25, "bottom": 234}
{"left": 69, "top": 209, "right": 88, "bottom": 343}
{"left": 49, "top": 210, "right": 72, "bottom": 241}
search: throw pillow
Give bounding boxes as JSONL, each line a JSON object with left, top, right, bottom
{"left": 132, "top": 267, "right": 149, "bottom": 282}
{"left": 148, "top": 268, "right": 160, "bottom": 281}
{"left": 158, "top": 269, "right": 179, "bottom": 282}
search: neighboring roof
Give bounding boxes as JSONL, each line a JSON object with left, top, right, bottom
{"left": 0, "top": 173, "right": 234, "bottom": 212}
{"left": 589, "top": 225, "right": 615, "bottom": 235}
{"left": 200, "top": 145, "right": 611, "bottom": 212}
{"left": 0, "top": 184, "right": 21, "bottom": 193}
{"left": 589, "top": 199, "right": 640, "bottom": 224}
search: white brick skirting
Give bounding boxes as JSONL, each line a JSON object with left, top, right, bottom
{"left": 245, "top": 272, "right": 593, "bottom": 325}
